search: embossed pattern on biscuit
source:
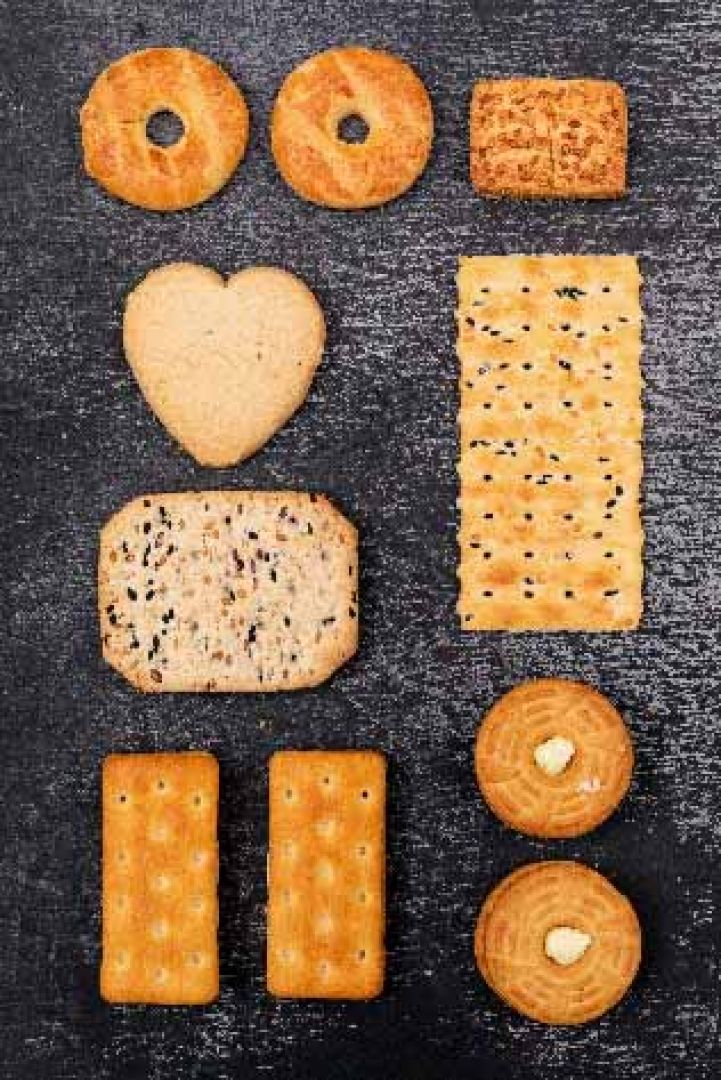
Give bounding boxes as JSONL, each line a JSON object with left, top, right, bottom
{"left": 267, "top": 750, "right": 386, "bottom": 999}
{"left": 475, "top": 679, "right": 634, "bottom": 838}
{"left": 101, "top": 752, "right": 219, "bottom": 1005}
{"left": 457, "top": 255, "right": 644, "bottom": 631}
{"left": 475, "top": 861, "right": 642, "bottom": 1024}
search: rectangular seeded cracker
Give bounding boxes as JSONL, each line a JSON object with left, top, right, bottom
{"left": 267, "top": 750, "right": 386, "bottom": 999}
{"left": 457, "top": 255, "right": 643, "bottom": 631}
{"left": 470, "top": 78, "right": 627, "bottom": 198}
{"left": 98, "top": 491, "right": 358, "bottom": 692}
{"left": 101, "top": 752, "right": 219, "bottom": 1004}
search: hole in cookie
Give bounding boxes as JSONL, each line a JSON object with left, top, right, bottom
{"left": 360, "top": 789, "right": 369, "bottom": 800}
{"left": 357, "top": 948, "right": 367, "bottom": 961}
{"left": 156, "top": 779, "right": 167, "bottom": 792}
{"left": 357, "top": 844, "right": 368, "bottom": 857}
{"left": 146, "top": 109, "right": 185, "bottom": 148}
{"left": 338, "top": 113, "right": 370, "bottom": 144}
{"left": 117, "top": 793, "right": 128, "bottom": 805}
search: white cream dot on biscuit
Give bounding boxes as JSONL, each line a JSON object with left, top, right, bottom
{"left": 534, "top": 736, "right": 576, "bottom": 776}
{"left": 544, "top": 926, "right": 592, "bottom": 966}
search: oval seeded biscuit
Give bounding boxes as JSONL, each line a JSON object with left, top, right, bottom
{"left": 98, "top": 491, "right": 358, "bottom": 692}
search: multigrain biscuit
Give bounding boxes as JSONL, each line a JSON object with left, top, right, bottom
{"left": 475, "top": 861, "right": 642, "bottom": 1024}
{"left": 267, "top": 750, "right": 386, "bottom": 999}
{"left": 470, "top": 78, "right": 627, "bottom": 198}
{"left": 475, "top": 679, "right": 633, "bottom": 838}
{"left": 123, "top": 263, "right": 326, "bottom": 467}
{"left": 101, "top": 752, "right": 219, "bottom": 1004}
{"left": 271, "top": 46, "right": 433, "bottom": 209}
{"left": 80, "top": 48, "right": 249, "bottom": 211}
{"left": 457, "top": 255, "right": 644, "bottom": 631}
{"left": 98, "top": 491, "right": 358, "bottom": 692}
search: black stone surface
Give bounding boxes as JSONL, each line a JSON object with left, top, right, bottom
{"left": 1, "top": 1, "right": 720, "bottom": 1077}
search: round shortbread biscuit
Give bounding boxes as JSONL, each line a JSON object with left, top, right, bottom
{"left": 475, "top": 861, "right": 642, "bottom": 1025}
{"left": 270, "top": 46, "right": 433, "bottom": 209}
{"left": 80, "top": 48, "right": 249, "bottom": 211}
{"left": 475, "top": 679, "right": 633, "bottom": 838}
{"left": 123, "top": 263, "right": 325, "bottom": 467}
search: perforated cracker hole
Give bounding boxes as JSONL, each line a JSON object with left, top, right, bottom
{"left": 357, "top": 949, "right": 367, "bottom": 961}
{"left": 360, "top": 789, "right": 370, "bottom": 801}
{"left": 117, "top": 793, "right": 128, "bottom": 805}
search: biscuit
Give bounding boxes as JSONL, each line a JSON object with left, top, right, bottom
{"left": 271, "top": 46, "right": 433, "bottom": 209}
{"left": 475, "top": 679, "right": 633, "bottom": 838}
{"left": 267, "top": 750, "right": 386, "bottom": 998}
{"left": 99, "top": 491, "right": 358, "bottom": 692}
{"left": 475, "top": 861, "right": 642, "bottom": 1024}
{"left": 470, "top": 78, "right": 627, "bottom": 198}
{"left": 101, "top": 751, "right": 219, "bottom": 1004}
{"left": 80, "top": 47, "right": 249, "bottom": 211}
{"left": 123, "top": 263, "right": 326, "bottom": 467}
{"left": 457, "top": 255, "right": 644, "bottom": 630}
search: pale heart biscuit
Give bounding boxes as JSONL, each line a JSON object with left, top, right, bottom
{"left": 123, "top": 263, "right": 326, "bottom": 467}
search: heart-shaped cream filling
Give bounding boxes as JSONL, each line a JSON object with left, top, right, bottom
{"left": 123, "top": 263, "right": 325, "bottom": 467}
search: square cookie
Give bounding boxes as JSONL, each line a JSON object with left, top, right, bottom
{"left": 470, "top": 78, "right": 627, "bottom": 198}
{"left": 267, "top": 750, "right": 386, "bottom": 999}
{"left": 457, "top": 255, "right": 643, "bottom": 631}
{"left": 101, "top": 751, "right": 219, "bottom": 1004}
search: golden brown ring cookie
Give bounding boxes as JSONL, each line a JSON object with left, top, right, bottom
{"left": 270, "top": 46, "right": 433, "bottom": 209}
{"left": 475, "top": 679, "right": 633, "bottom": 838}
{"left": 475, "top": 861, "right": 642, "bottom": 1025}
{"left": 80, "top": 47, "right": 249, "bottom": 211}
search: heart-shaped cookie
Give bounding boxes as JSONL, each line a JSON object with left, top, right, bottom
{"left": 123, "top": 263, "right": 325, "bottom": 466}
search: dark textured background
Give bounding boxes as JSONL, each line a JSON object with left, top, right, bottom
{"left": 1, "top": 0, "right": 720, "bottom": 1077}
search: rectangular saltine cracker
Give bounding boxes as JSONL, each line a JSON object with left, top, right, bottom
{"left": 470, "top": 78, "right": 627, "bottom": 198}
{"left": 267, "top": 750, "right": 386, "bottom": 999}
{"left": 457, "top": 255, "right": 643, "bottom": 631}
{"left": 101, "top": 751, "right": 219, "bottom": 1004}
{"left": 98, "top": 491, "right": 358, "bottom": 692}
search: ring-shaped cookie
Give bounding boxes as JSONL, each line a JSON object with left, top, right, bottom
{"left": 475, "top": 861, "right": 642, "bottom": 1025}
{"left": 475, "top": 678, "right": 633, "bottom": 838}
{"left": 80, "top": 48, "right": 249, "bottom": 211}
{"left": 270, "top": 46, "right": 433, "bottom": 209}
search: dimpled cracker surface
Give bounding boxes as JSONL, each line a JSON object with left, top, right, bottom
{"left": 475, "top": 679, "right": 634, "bottom": 838}
{"left": 101, "top": 752, "right": 219, "bottom": 1004}
{"left": 458, "top": 255, "right": 643, "bottom": 631}
{"left": 267, "top": 751, "right": 386, "bottom": 999}
{"left": 470, "top": 79, "right": 627, "bottom": 198}
{"left": 98, "top": 491, "right": 358, "bottom": 691}
{"left": 475, "top": 861, "right": 642, "bottom": 1025}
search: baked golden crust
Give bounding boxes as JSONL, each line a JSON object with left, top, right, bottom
{"left": 101, "top": 752, "right": 219, "bottom": 1004}
{"left": 470, "top": 78, "right": 627, "bottom": 198}
{"left": 267, "top": 750, "right": 386, "bottom": 999}
{"left": 457, "top": 255, "right": 644, "bottom": 630}
{"left": 475, "top": 679, "right": 633, "bottom": 838}
{"left": 475, "top": 861, "right": 642, "bottom": 1024}
{"left": 80, "top": 47, "right": 249, "bottom": 211}
{"left": 271, "top": 46, "right": 433, "bottom": 209}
